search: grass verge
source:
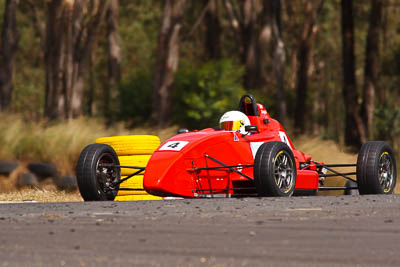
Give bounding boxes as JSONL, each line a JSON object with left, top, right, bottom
{"left": 0, "top": 113, "right": 178, "bottom": 175}
{"left": 0, "top": 189, "right": 82, "bottom": 202}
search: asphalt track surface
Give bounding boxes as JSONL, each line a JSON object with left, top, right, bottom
{"left": 0, "top": 195, "right": 400, "bottom": 267}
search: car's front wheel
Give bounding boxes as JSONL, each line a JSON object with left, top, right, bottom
{"left": 76, "top": 144, "right": 121, "bottom": 201}
{"left": 254, "top": 142, "right": 297, "bottom": 197}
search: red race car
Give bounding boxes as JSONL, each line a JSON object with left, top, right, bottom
{"left": 76, "top": 94, "right": 397, "bottom": 201}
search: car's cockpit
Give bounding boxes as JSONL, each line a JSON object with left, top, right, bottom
{"left": 238, "top": 94, "right": 271, "bottom": 133}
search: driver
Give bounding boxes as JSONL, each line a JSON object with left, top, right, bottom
{"left": 219, "top": 111, "right": 250, "bottom": 135}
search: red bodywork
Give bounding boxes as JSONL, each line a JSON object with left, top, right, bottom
{"left": 144, "top": 102, "right": 320, "bottom": 197}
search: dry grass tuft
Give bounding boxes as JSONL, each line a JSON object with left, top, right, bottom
{"left": 0, "top": 189, "right": 82, "bottom": 202}
{"left": 0, "top": 115, "right": 130, "bottom": 174}
{"left": 0, "top": 114, "right": 178, "bottom": 175}
{"left": 294, "top": 136, "right": 358, "bottom": 165}
{"left": 0, "top": 163, "right": 27, "bottom": 193}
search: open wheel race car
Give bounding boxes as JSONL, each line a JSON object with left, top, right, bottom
{"left": 76, "top": 94, "right": 397, "bottom": 201}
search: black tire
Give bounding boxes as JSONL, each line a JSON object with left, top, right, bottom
{"left": 27, "top": 162, "right": 58, "bottom": 180}
{"left": 76, "top": 144, "right": 120, "bottom": 201}
{"left": 16, "top": 173, "right": 40, "bottom": 188}
{"left": 356, "top": 141, "right": 397, "bottom": 195}
{"left": 344, "top": 180, "right": 359, "bottom": 196}
{"left": 254, "top": 142, "right": 297, "bottom": 197}
{"left": 0, "top": 162, "right": 19, "bottom": 176}
{"left": 55, "top": 175, "right": 78, "bottom": 192}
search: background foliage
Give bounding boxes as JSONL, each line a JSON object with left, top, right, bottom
{"left": 173, "top": 59, "right": 245, "bottom": 129}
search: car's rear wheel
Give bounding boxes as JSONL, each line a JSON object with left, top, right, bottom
{"left": 76, "top": 144, "right": 120, "bottom": 201}
{"left": 356, "top": 141, "right": 397, "bottom": 195}
{"left": 254, "top": 142, "right": 297, "bottom": 197}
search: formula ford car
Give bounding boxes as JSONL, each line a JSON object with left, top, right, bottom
{"left": 76, "top": 94, "right": 397, "bottom": 201}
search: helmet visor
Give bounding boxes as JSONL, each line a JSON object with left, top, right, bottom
{"left": 220, "top": 120, "right": 243, "bottom": 131}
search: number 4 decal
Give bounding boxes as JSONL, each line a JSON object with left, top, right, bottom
{"left": 159, "top": 141, "right": 189, "bottom": 151}
{"left": 279, "top": 131, "right": 292, "bottom": 149}
{"left": 167, "top": 142, "right": 180, "bottom": 149}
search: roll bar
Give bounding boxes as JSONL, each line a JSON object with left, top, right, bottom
{"left": 238, "top": 94, "right": 259, "bottom": 116}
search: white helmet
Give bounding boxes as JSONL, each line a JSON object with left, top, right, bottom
{"left": 219, "top": 111, "right": 250, "bottom": 134}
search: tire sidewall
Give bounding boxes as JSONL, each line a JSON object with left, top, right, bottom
{"left": 254, "top": 142, "right": 297, "bottom": 197}
{"left": 357, "top": 141, "right": 397, "bottom": 195}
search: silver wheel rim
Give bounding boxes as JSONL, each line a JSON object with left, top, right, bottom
{"left": 274, "top": 151, "right": 294, "bottom": 193}
{"left": 378, "top": 152, "right": 394, "bottom": 193}
{"left": 96, "top": 153, "right": 118, "bottom": 193}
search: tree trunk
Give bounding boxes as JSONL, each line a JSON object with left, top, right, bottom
{"left": 361, "top": 0, "right": 383, "bottom": 139}
{"left": 242, "top": 0, "right": 260, "bottom": 90}
{"left": 0, "top": 0, "right": 19, "bottom": 112}
{"left": 224, "top": 0, "right": 242, "bottom": 54}
{"left": 269, "top": 0, "right": 287, "bottom": 126}
{"left": 294, "top": 0, "right": 323, "bottom": 134}
{"left": 44, "top": 0, "right": 71, "bottom": 120}
{"left": 45, "top": 0, "right": 109, "bottom": 120}
{"left": 24, "top": 0, "right": 46, "bottom": 64}
{"left": 341, "top": 0, "right": 366, "bottom": 148}
{"left": 258, "top": 0, "right": 272, "bottom": 93}
{"left": 225, "top": 0, "right": 266, "bottom": 91}
{"left": 379, "top": 1, "right": 389, "bottom": 105}
{"left": 205, "top": 0, "right": 221, "bottom": 59}
{"left": 87, "top": 50, "right": 95, "bottom": 116}
{"left": 70, "top": 0, "right": 109, "bottom": 118}
{"left": 105, "top": 0, "right": 121, "bottom": 119}
{"left": 151, "top": 0, "right": 186, "bottom": 126}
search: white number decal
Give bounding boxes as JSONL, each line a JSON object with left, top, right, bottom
{"left": 250, "top": 142, "right": 264, "bottom": 159}
{"left": 159, "top": 141, "right": 189, "bottom": 151}
{"left": 279, "top": 131, "right": 292, "bottom": 149}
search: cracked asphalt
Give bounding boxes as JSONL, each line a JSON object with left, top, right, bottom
{"left": 0, "top": 195, "right": 400, "bottom": 266}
